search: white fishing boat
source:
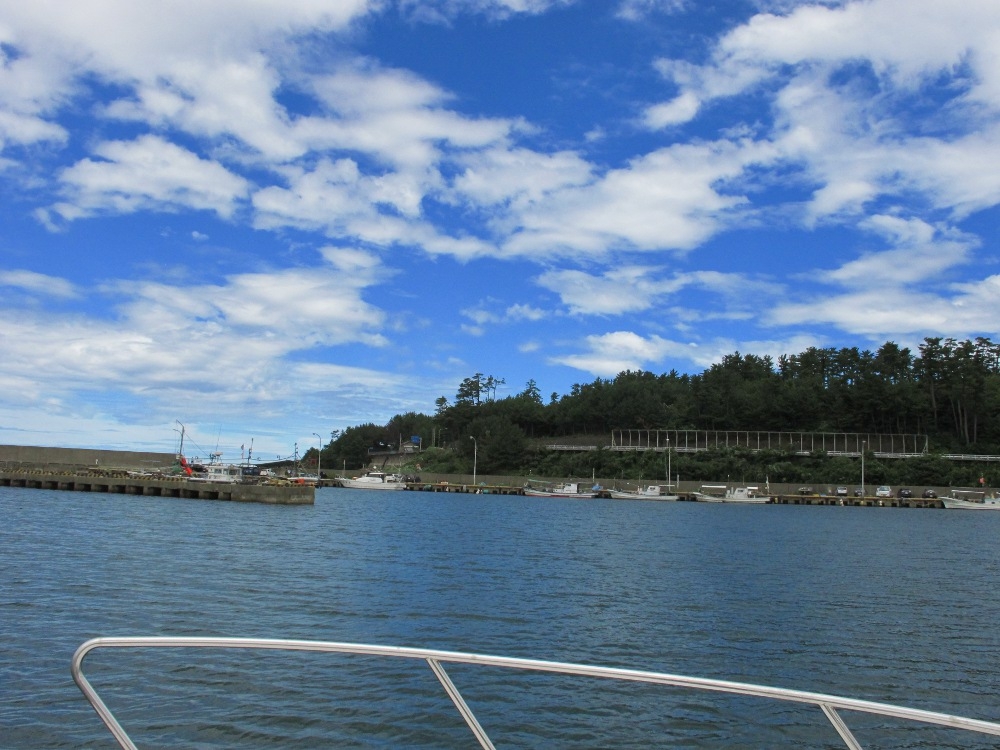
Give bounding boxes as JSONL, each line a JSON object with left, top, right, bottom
{"left": 612, "top": 444, "right": 680, "bottom": 500}
{"left": 72, "top": 636, "right": 1000, "bottom": 749}
{"left": 609, "top": 485, "right": 678, "bottom": 501}
{"left": 941, "top": 489, "right": 1000, "bottom": 510}
{"left": 523, "top": 482, "right": 597, "bottom": 498}
{"left": 693, "top": 484, "right": 770, "bottom": 503}
{"left": 338, "top": 470, "right": 406, "bottom": 490}
{"left": 188, "top": 452, "right": 243, "bottom": 483}
{"left": 722, "top": 486, "right": 770, "bottom": 504}
{"left": 691, "top": 484, "right": 728, "bottom": 502}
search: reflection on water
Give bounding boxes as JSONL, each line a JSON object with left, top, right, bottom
{"left": 3, "top": 487, "right": 1000, "bottom": 747}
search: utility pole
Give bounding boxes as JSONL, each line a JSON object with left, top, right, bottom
{"left": 313, "top": 433, "right": 322, "bottom": 486}
{"left": 861, "top": 440, "right": 866, "bottom": 497}
{"left": 470, "top": 436, "right": 477, "bottom": 486}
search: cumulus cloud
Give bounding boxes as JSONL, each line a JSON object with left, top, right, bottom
{"left": 503, "top": 140, "right": 769, "bottom": 257}
{"left": 644, "top": 0, "right": 1000, "bottom": 225}
{"left": 451, "top": 146, "right": 593, "bottom": 209}
{"left": 549, "top": 331, "right": 683, "bottom": 376}
{"left": 536, "top": 266, "right": 683, "bottom": 315}
{"left": 765, "top": 217, "right": 990, "bottom": 337}
{"left": 0, "top": 1, "right": 373, "bottom": 159}
{"left": 0, "top": 247, "right": 392, "bottom": 438}
{"left": 41, "top": 135, "right": 250, "bottom": 224}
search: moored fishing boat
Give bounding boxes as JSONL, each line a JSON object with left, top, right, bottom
{"left": 609, "top": 484, "right": 679, "bottom": 500}
{"left": 692, "top": 484, "right": 728, "bottom": 502}
{"left": 523, "top": 481, "right": 597, "bottom": 498}
{"left": 337, "top": 470, "right": 406, "bottom": 490}
{"left": 722, "top": 485, "right": 770, "bottom": 504}
{"left": 188, "top": 459, "right": 243, "bottom": 483}
{"left": 941, "top": 489, "right": 1000, "bottom": 510}
{"left": 693, "top": 484, "right": 770, "bottom": 503}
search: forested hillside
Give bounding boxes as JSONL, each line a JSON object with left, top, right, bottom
{"left": 314, "top": 337, "right": 1000, "bottom": 486}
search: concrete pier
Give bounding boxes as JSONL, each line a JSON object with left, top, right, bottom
{"left": 0, "top": 470, "right": 313, "bottom": 505}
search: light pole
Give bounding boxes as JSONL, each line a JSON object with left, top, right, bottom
{"left": 312, "top": 433, "right": 322, "bottom": 485}
{"left": 861, "top": 440, "right": 866, "bottom": 497}
{"left": 469, "top": 436, "right": 477, "bottom": 486}
{"left": 665, "top": 438, "right": 671, "bottom": 487}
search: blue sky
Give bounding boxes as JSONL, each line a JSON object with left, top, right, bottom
{"left": 1, "top": 0, "right": 999, "bottom": 459}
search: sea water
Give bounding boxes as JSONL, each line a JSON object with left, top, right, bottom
{"left": 3, "top": 486, "right": 1000, "bottom": 748}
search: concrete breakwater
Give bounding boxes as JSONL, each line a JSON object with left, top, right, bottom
{"left": 0, "top": 470, "right": 314, "bottom": 505}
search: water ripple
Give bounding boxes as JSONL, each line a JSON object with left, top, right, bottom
{"left": 4, "top": 488, "right": 1000, "bottom": 747}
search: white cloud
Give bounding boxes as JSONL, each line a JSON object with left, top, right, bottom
{"left": 398, "top": 0, "right": 573, "bottom": 23}
{"left": 551, "top": 328, "right": 834, "bottom": 377}
{"left": 767, "top": 287, "right": 976, "bottom": 336}
{"left": 536, "top": 266, "right": 781, "bottom": 317}
{"left": 0, "top": 249, "right": 393, "bottom": 440}
{"left": 504, "top": 140, "right": 769, "bottom": 257}
{"left": 822, "top": 217, "right": 977, "bottom": 287}
{"left": 643, "top": 0, "right": 1000, "bottom": 226}
{"left": 0, "top": 269, "right": 78, "bottom": 299}
{"left": 505, "top": 303, "right": 546, "bottom": 321}
{"left": 643, "top": 91, "right": 701, "bottom": 128}
{"left": 303, "top": 63, "right": 513, "bottom": 171}
{"left": 719, "top": 1, "right": 993, "bottom": 90}
{"left": 536, "top": 266, "right": 683, "bottom": 315}
{"left": 0, "top": 1, "right": 374, "bottom": 160}
{"left": 252, "top": 158, "right": 497, "bottom": 259}
{"left": 452, "top": 146, "right": 593, "bottom": 211}
{"left": 460, "top": 299, "right": 548, "bottom": 334}
{"left": 549, "top": 330, "right": 684, "bottom": 376}
{"left": 43, "top": 135, "right": 250, "bottom": 223}
{"left": 616, "top": 0, "right": 687, "bottom": 22}
{"left": 106, "top": 56, "right": 303, "bottom": 161}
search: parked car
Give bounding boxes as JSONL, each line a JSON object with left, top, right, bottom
{"left": 835, "top": 486, "right": 848, "bottom": 497}
{"left": 797, "top": 486, "right": 814, "bottom": 495}
{"left": 922, "top": 488, "right": 938, "bottom": 498}
{"left": 853, "top": 487, "right": 864, "bottom": 497}
{"left": 897, "top": 487, "right": 913, "bottom": 499}
{"left": 875, "top": 485, "right": 892, "bottom": 498}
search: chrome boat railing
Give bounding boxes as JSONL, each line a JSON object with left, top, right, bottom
{"left": 72, "top": 636, "right": 1000, "bottom": 749}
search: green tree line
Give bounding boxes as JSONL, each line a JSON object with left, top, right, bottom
{"left": 309, "top": 337, "right": 1000, "bottom": 486}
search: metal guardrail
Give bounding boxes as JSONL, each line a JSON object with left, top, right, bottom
{"left": 72, "top": 637, "right": 1000, "bottom": 749}
{"left": 550, "top": 444, "right": 1000, "bottom": 462}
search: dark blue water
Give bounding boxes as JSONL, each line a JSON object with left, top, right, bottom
{"left": 4, "top": 486, "right": 1000, "bottom": 748}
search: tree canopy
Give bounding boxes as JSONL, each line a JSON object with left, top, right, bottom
{"left": 312, "top": 337, "right": 1000, "bottom": 484}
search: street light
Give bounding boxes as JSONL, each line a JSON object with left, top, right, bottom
{"left": 469, "top": 436, "right": 477, "bottom": 486}
{"left": 861, "top": 440, "right": 866, "bottom": 498}
{"left": 312, "top": 433, "right": 322, "bottom": 486}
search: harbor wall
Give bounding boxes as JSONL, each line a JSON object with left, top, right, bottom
{"left": 0, "top": 470, "right": 313, "bottom": 505}
{"left": 0, "top": 445, "right": 176, "bottom": 471}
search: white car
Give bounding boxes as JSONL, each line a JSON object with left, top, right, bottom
{"left": 875, "top": 485, "right": 892, "bottom": 498}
